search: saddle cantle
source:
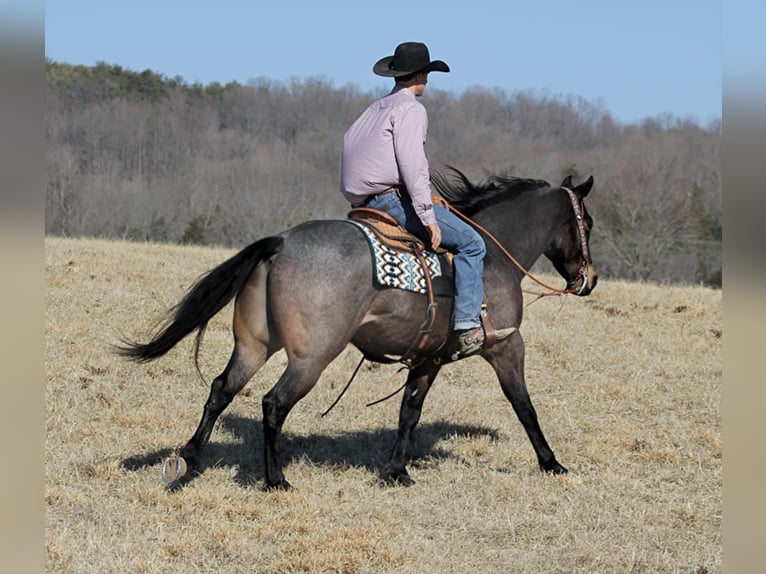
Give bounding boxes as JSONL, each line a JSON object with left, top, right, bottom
{"left": 347, "top": 194, "right": 453, "bottom": 253}
{"left": 347, "top": 207, "right": 427, "bottom": 253}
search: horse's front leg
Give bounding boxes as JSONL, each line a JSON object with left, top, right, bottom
{"left": 486, "top": 334, "right": 568, "bottom": 474}
{"left": 381, "top": 363, "right": 441, "bottom": 486}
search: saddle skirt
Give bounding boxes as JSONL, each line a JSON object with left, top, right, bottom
{"left": 347, "top": 207, "right": 454, "bottom": 297}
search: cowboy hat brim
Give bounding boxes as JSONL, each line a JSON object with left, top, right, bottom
{"left": 372, "top": 56, "right": 450, "bottom": 77}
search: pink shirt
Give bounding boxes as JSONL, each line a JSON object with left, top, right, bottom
{"left": 340, "top": 86, "right": 436, "bottom": 226}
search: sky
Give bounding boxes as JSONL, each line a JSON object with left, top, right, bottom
{"left": 42, "top": 0, "right": 728, "bottom": 126}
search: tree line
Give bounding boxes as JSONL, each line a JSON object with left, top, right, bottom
{"left": 45, "top": 60, "right": 721, "bottom": 286}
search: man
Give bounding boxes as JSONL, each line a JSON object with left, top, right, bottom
{"left": 340, "top": 41, "right": 513, "bottom": 357}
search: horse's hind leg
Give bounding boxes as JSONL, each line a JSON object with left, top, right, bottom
{"left": 175, "top": 341, "right": 268, "bottom": 475}
{"left": 169, "top": 256, "right": 274, "bottom": 480}
{"left": 486, "top": 335, "right": 568, "bottom": 474}
{"left": 381, "top": 363, "right": 441, "bottom": 486}
{"left": 261, "top": 359, "right": 329, "bottom": 490}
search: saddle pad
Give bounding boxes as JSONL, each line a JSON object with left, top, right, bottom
{"left": 348, "top": 220, "right": 454, "bottom": 296}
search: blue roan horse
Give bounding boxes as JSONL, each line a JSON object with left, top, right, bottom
{"left": 118, "top": 168, "right": 598, "bottom": 489}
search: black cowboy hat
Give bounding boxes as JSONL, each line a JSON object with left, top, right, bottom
{"left": 373, "top": 42, "right": 450, "bottom": 77}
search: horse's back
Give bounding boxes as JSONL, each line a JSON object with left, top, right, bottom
{"left": 274, "top": 219, "right": 373, "bottom": 288}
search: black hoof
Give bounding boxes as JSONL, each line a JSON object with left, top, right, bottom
{"left": 264, "top": 479, "right": 294, "bottom": 491}
{"left": 381, "top": 468, "right": 415, "bottom": 487}
{"left": 178, "top": 447, "right": 201, "bottom": 471}
{"left": 541, "top": 461, "right": 569, "bottom": 475}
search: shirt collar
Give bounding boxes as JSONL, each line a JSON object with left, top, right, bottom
{"left": 389, "top": 85, "right": 416, "bottom": 99}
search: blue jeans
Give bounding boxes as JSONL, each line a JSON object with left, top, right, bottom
{"left": 365, "top": 192, "right": 485, "bottom": 331}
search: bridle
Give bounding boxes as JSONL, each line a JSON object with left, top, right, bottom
{"left": 445, "top": 186, "right": 592, "bottom": 299}
{"left": 563, "top": 186, "right": 593, "bottom": 296}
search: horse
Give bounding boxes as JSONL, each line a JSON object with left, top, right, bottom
{"left": 117, "top": 168, "right": 597, "bottom": 490}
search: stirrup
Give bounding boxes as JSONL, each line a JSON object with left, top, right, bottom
{"left": 449, "top": 327, "right": 483, "bottom": 361}
{"left": 449, "top": 325, "right": 517, "bottom": 361}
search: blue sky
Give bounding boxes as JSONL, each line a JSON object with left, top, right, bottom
{"left": 42, "top": 0, "right": 727, "bottom": 125}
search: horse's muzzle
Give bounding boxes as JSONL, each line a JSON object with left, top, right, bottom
{"left": 569, "top": 264, "right": 598, "bottom": 296}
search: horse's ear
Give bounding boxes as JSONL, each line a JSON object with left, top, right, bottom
{"left": 577, "top": 175, "right": 594, "bottom": 198}
{"left": 561, "top": 175, "right": 573, "bottom": 189}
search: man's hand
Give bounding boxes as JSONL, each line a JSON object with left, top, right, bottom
{"left": 427, "top": 222, "right": 442, "bottom": 250}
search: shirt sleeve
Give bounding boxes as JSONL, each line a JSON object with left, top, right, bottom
{"left": 392, "top": 102, "right": 436, "bottom": 227}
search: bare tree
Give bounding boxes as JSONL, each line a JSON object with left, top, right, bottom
{"left": 45, "top": 62, "right": 720, "bottom": 284}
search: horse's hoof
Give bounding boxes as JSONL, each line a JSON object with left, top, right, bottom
{"left": 264, "top": 479, "right": 293, "bottom": 491}
{"left": 542, "top": 461, "right": 569, "bottom": 475}
{"left": 161, "top": 455, "right": 188, "bottom": 485}
{"left": 381, "top": 470, "right": 416, "bottom": 487}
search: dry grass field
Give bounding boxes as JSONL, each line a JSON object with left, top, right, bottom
{"left": 45, "top": 236, "right": 721, "bottom": 573}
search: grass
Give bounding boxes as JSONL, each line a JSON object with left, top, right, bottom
{"left": 45, "top": 236, "right": 721, "bottom": 573}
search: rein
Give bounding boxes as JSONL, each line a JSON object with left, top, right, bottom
{"left": 321, "top": 358, "right": 409, "bottom": 417}
{"left": 445, "top": 186, "right": 591, "bottom": 300}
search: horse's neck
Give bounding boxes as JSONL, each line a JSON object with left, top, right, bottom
{"left": 476, "top": 189, "right": 565, "bottom": 271}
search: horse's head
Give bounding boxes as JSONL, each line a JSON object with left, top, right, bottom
{"left": 431, "top": 167, "right": 599, "bottom": 296}
{"left": 544, "top": 175, "right": 598, "bottom": 296}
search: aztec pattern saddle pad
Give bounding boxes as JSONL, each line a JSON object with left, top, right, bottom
{"left": 347, "top": 220, "right": 454, "bottom": 297}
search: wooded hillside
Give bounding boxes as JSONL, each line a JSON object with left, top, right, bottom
{"left": 45, "top": 60, "right": 721, "bottom": 285}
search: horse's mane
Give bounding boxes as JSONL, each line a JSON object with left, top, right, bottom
{"left": 431, "top": 166, "right": 551, "bottom": 217}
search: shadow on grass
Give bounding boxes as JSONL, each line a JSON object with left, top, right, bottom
{"left": 120, "top": 415, "right": 507, "bottom": 490}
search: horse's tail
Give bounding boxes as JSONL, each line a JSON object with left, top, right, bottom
{"left": 116, "top": 236, "right": 284, "bottom": 364}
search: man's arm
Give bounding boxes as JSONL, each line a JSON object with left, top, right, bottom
{"left": 393, "top": 103, "right": 437, "bottom": 227}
